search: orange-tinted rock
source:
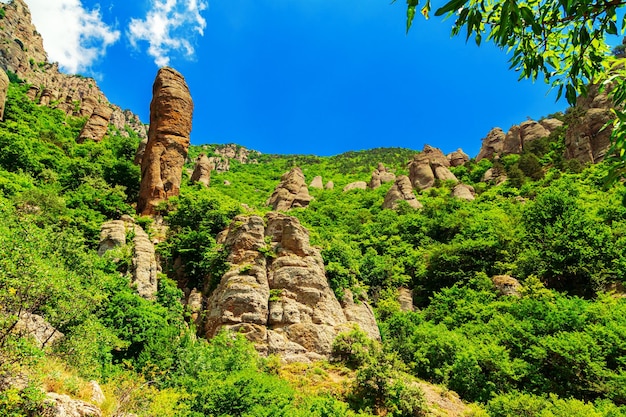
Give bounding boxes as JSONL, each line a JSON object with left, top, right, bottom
{"left": 137, "top": 67, "right": 193, "bottom": 215}
{"left": 0, "top": 69, "right": 8, "bottom": 120}
{"left": 77, "top": 105, "right": 113, "bottom": 143}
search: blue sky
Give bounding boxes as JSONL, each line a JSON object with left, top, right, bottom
{"left": 24, "top": 0, "right": 580, "bottom": 157}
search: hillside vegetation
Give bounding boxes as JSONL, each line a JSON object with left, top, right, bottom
{"left": 2, "top": 75, "right": 626, "bottom": 417}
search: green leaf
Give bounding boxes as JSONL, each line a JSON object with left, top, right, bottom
{"left": 434, "top": 0, "right": 467, "bottom": 17}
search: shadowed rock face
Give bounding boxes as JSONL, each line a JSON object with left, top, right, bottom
{"left": 77, "top": 105, "right": 113, "bottom": 143}
{"left": 447, "top": 149, "right": 469, "bottom": 167}
{"left": 452, "top": 183, "right": 476, "bottom": 201}
{"left": 137, "top": 67, "right": 193, "bottom": 215}
{"left": 204, "top": 213, "right": 380, "bottom": 362}
{"left": 408, "top": 145, "right": 458, "bottom": 191}
{"left": 190, "top": 153, "right": 213, "bottom": 187}
{"left": 267, "top": 167, "right": 313, "bottom": 211}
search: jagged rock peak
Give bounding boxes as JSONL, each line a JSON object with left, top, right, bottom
{"left": 267, "top": 167, "right": 314, "bottom": 211}
{"left": 98, "top": 217, "right": 159, "bottom": 299}
{"left": 383, "top": 175, "right": 422, "bottom": 210}
{"left": 137, "top": 67, "right": 193, "bottom": 215}
{"left": 369, "top": 162, "right": 396, "bottom": 189}
{"left": 190, "top": 153, "right": 213, "bottom": 187}
{"left": 0, "top": 0, "right": 147, "bottom": 140}
{"left": 408, "top": 145, "right": 458, "bottom": 190}
{"left": 204, "top": 213, "right": 380, "bottom": 362}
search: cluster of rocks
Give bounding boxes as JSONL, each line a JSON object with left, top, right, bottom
{"left": 196, "top": 213, "right": 380, "bottom": 362}
{"left": 137, "top": 67, "right": 193, "bottom": 215}
{"left": 0, "top": 0, "right": 147, "bottom": 142}
{"left": 267, "top": 167, "right": 314, "bottom": 211}
{"left": 98, "top": 216, "right": 159, "bottom": 299}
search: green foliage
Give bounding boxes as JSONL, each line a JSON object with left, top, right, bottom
{"left": 332, "top": 326, "right": 379, "bottom": 368}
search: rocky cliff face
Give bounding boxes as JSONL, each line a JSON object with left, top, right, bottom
{"left": 408, "top": 145, "right": 458, "bottom": 190}
{"left": 0, "top": 68, "right": 8, "bottom": 120}
{"left": 203, "top": 213, "right": 380, "bottom": 362}
{"left": 98, "top": 217, "right": 158, "bottom": 299}
{"left": 267, "top": 167, "right": 313, "bottom": 211}
{"left": 0, "top": 0, "right": 147, "bottom": 141}
{"left": 137, "top": 67, "right": 193, "bottom": 215}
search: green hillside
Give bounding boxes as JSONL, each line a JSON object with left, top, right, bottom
{"left": 3, "top": 75, "right": 626, "bottom": 416}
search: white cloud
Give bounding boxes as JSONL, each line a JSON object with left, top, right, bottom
{"left": 128, "top": 0, "right": 208, "bottom": 67}
{"left": 25, "top": 0, "right": 120, "bottom": 74}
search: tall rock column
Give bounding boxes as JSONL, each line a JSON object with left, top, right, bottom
{"left": 137, "top": 67, "right": 193, "bottom": 215}
{"left": 0, "top": 69, "right": 9, "bottom": 120}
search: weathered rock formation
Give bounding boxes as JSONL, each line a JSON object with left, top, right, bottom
{"left": 492, "top": 275, "right": 521, "bottom": 297}
{"left": 325, "top": 181, "right": 334, "bottom": 190}
{"left": 383, "top": 175, "right": 422, "bottom": 210}
{"left": 0, "top": 68, "right": 9, "bottom": 120}
{"left": 267, "top": 167, "right": 313, "bottom": 211}
{"left": 451, "top": 183, "right": 476, "bottom": 201}
{"left": 77, "top": 105, "right": 113, "bottom": 143}
{"left": 447, "top": 148, "right": 470, "bottom": 167}
{"left": 98, "top": 218, "right": 158, "bottom": 299}
{"left": 190, "top": 153, "right": 213, "bottom": 187}
{"left": 43, "top": 393, "right": 102, "bottom": 417}
{"left": 309, "top": 175, "right": 323, "bottom": 189}
{"left": 343, "top": 181, "right": 367, "bottom": 192}
{"left": 408, "top": 145, "right": 458, "bottom": 190}
{"left": 476, "top": 119, "right": 563, "bottom": 162}
{"left": 0, "top": 0, "right": 147, "bottom": 140}
{"left": 213, "top": 143, "right": 259, "bottom": 164}
{"left": 204, "top": 213, "right": 380, "bottom": 362}
{"left": 397, "top": 288, "right": 414, "bottom": 312}
{"left": 369, "top": 163, "right": 396, "bottom": 189}
{"left": 137, "top": 67, "right": 193, "bottom": 215}
{"left": 14, "top": 312, "right": 63, "bottom": 349}
{"left": 565, "top": 84, "right": 614, "bottom": 163}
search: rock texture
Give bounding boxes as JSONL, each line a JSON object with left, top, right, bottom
{"left": 14, "top": 312, "right": 63, "bottom": 349}
{"left": 447, "top": 149, "right": 469, "bottom": 167}
{"left": 137, "top": 67, "right": 193, "bottom": 215}
{"left": 267, "top": 167, "right": 313, "bottom": 211}
{"left": 204, "top": 213, "right": 380, "bottom": 362}
{"left": 0, "top": 68, "right": 8, "bottom": 120}
{"left": 565, "top": 84, "right": 614, "bottom": 163}
{"left": 98, "top": 218, "right": 158, "bottom": 299}
{"left": 397, "top": 288, "right": 414, "bottom": 312}
{"left": 408, "top": 145, "right": 458, "bottom": 190}
{"left": 309, "top": 176, "right": 324, "bottom": 189}
{"left": 0, "top": 0, "right": 147, "bottom": 140}
{"left": 451, "top": 184, "right": 476, "bottom": 201}
{"left": 492, "top": 275, "right": 521, "bottom": 297}
{"left": 77, "top": 105, "right": 113, "bottom": 143}
{"left": 369, "top": 163, "right": 396, "bottom": 189}
{"left": 476, "top": 119, "right": 563, "bottom": 162}
{"left": 325, "top": 181, "right": 334, "bottom": 190}
{"left": 190, "top": 154, "right": 213, "bottom": 187}
{"left": 43, "top": 393, "right": 102, "bottom": 417}
{"left": 383, "top": 175, "right": 422, "bottom": 210}
{"left": 343, "top": 181, "right": 368, "bottom": 192}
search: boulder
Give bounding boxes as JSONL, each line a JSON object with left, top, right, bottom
{"left": 539, "top": 118, "right": 563, "bottom": 132}
{"left": 77, "top": 105, "right": 113, "bottom": 143}
{"left": 14, "top": 312, "right": 63, "bottom": 348}
{"left": 137, "top": 67, "right": 193, "bottom": 215}
{"left": 383, "top": 175, "right": 422, "bottom": 209}
{"left": 267, "top": 167, "right": 313, "bottom": 211}
{"left": 43, "top": 393, "right": 102, "bottom": 417}
{"left": 476, "top": 128, "right": 505, "bottom": 161}
{"left": 447, "top": 148, "right": 469, "bottom": 167}
{"left": 0, "top": 69, "right": 9, "bottom": 120}
{"left": 369, "top": 163, "right": 396, "bottom": 189}
{"left": 343, "top": 181, "right": 368, "bottom": 192}
{"left": 325, "top": 181, "right": 334, "bottom": 190}
{"left": 451, "top": 183, "right": 475, "bottom": 201}
{"left": 309, "top": 175, "right": 323, "bottom": 189}
{"left": 397, "top": 288, "right": 414, "bottom": 312}
{"left": 520, "top": 120, "right": 550, "bottom": 147}
{"left": 340, "top": 289, "right": 381, "bottom": 341}
{"left": 97, "top": 220, "right": 126, "bottom": 256}
{"left": 190, "top": 153, "right": 212, "bottom": 187}
{"left": 408, "top": 145, "right": 457, "bottom": 190}
{"left": 492, "top": 275, "right": 521, "bottom": 297}
{"left": 204, "top": 213, "right": 380, "bottom": 362}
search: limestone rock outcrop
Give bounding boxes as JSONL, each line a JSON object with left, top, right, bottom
{"left": 77, "top": 105, "right": 113, "bottom": 143}
{"left": 447, "top": 149, "right": 470, "bottom": 167}
{"left": 343, "top": 181, "right": 367, "bottom": 192}
{"left": 369, "top": 163, "right": 396, "bottom": 189}
{"left": 476, "top": 128, "right": 506, "bottom": 161}
{"left": 309, "top": 175, "right": 323, "bottom": 189}
{"left": 408, "top": 145, "right": 458, "bottom": 190}
{"left": 204, "top": 213, "right": 380, "bottom": 362}
{"left": 213, "top": 143, "right": 259, "bottom": 164}
{"left": 0, "top": 68, "right": 9, "bottom": 120}
{"left": 267, "top": 167, "right": 313, "bottom": 211}
{"left": 397, "top": 288, "right": 414, "bottom": 312}
{"left": 0, "top": 0, "right": 147, "bottom": 140}
{"left": 451, "top": 183, "right": 476, "bottom": 201}
{"left": 383, "top": 175, "right": 422, "bottom": 210}
{"left": 43, "top": 393, "right": 102, "bottom": 417}
{"left": 98, "top": 218, "right": 158, "bottom": 299}
{"left": 190, "top": 154, "right": 213, "bottom": 187}
{"left": 137, "top": 67, "right": 193, "bottom": 215}
{"left": 565, "top": 84, "right": 614, "bottom": 163}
